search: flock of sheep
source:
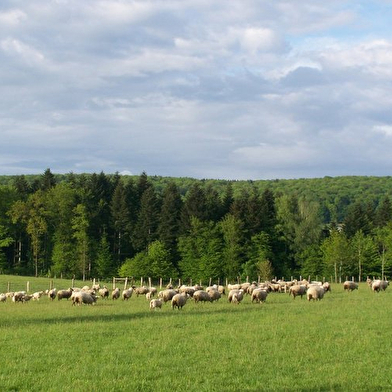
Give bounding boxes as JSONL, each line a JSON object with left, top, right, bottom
{"left": 1, "top": 277, "right": 388, "bottom": 310}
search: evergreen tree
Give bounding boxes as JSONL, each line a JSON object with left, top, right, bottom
{"left": 133, "top": 187, "right": 160, "bottom": 252}
{"left": 343, "top": 201, "right": 371, "bottom": 238}
{"left": 221, "top": 182, "right": 234, "bottom": 217}
{"left": 13, "top": 175, "right": 31, "bottom": 198}
{"left": 178, "top": 217, "right": 223, "bottom": 282}
{"left": 242, "top": 232, "right": 273, "bottom": 281}
{"left": 72, "top": 204, "right": 90, "bottom": 280}
{"left": 40, "top": 168, "right": 56, "bottom": 191}
{"left": 148, "top": 240, "right": 178, "bottom": 279}
{"left": 219, "top": 214, "right": 244, "bottom": 280}
{"left": 374, "top": 196, "right": 392, "bottom": 228}
{"left": 260, "top": 188, "right": 277, "bottom": 235}
{"left": 111, "top": 180, "right": 130, "bottom": 267}
{"left": 96, "top": 233, "right": 114, "bottom": 278}
{"left": 204, "top": 183, "right": 222, "bottom": 221}
{"left": 47, "top": 183, "right": 78, "bottom": 277}
{"left": 180, "top": 183, "right": 207, "bottom": 233}
{"left": 158, "top": 182, "right": 183, "bottom": 263}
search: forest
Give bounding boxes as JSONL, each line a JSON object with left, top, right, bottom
{"left": 1, "top": 169, "right": 392, "bottom": 283}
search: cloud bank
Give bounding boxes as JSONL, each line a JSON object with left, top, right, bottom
{"left": 1, "top": 0, "right": 392, "bottom": 179}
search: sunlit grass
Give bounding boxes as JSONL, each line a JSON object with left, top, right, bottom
{"left": 0, "top": 276, "right": 391, "bottom": 391}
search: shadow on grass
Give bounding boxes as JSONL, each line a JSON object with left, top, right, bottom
{"left": 1, "top": 301, "right": 267, "bottom": 327}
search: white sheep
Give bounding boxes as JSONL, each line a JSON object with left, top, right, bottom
{"left": 307, "top": 285, "right": 325, "bottom": 301}
{"left": 134, "top": 286, "right": 149, "bottom": 297}
{"left": 193, "top": 290, "right": 211, "bottom": 303}
{"left": 372, "top": 279, "right": 389, "bottom": 292}
{"left": 251, "top": 288, "right": 268, "bottom": 303}
{"left": 32, "top": 291, "right": 44, "bottom": 301}
{"left": 343, "top": 281, "right": 358, "bottom": 292}
{"left": 148, "top": 287, "right": 157, "bottom": 297}
{"left": 0, "top": 293, "right": 6, "bottom": 302}
{"left": 12, "top": 291, "right": 26, "bottom": 303}
{"left": 122, "top": 288, "right": 133, "bottom": 300}
{"left": 208, "top": 289, "right": 221, "bottom": 302}
{"left": 228, "top": 289, "right": 244, "bottom": 303}
{"left": 289, "top": 285, "right": 307, "bottom": 299}
{"left": 111, "top": 287, "right": 120, "bottom": 300}
{"left": 149, "top": 298, "right": 163, "bottom": 310}
{"left": 99, "top": 286, "right": 109, "bottom": 299}
{"left": 48, "top": 288, "right": 57, "bottom": 301}
{"left": 72, "top": 291, "right": 97, "bottom": 305}
{"left": 57, "top": 288, "right": 73, "bottom": 300}
{"left": 171, "top": 293, "right": 187, "bottom": 310}
{"left": 158, "top": 289, "right": 177, "bottom": 303}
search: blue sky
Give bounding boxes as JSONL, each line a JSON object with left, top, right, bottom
{"left": 1, "top": 0, "right": 392, "bottom": 180}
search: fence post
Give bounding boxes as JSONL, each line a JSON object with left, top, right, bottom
{"left": 27, "top": 281, "right": 30, "bottom": 293}
{"left": 113, "top": 277, "right": 116, "bottom": 290}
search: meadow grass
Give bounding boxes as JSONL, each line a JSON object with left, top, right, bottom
{"left": 0, "top": 276, "right": 391, "bottom": 391}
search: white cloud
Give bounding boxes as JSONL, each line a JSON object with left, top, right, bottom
{"left": 1, "top": 1, "right": 392, "bottom": 179}
{"left": 0, "top": 9, "right": 26, "bottom": 25}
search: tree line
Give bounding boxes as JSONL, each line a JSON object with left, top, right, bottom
{"left": 1, "top": 169, "right": 392, "bottom": 282}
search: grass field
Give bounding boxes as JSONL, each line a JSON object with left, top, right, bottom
{"left": 0, "top": 276, "right": 391, "bottom": 391}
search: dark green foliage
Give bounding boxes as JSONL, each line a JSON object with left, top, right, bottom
{"left": 178, "top": 217, "right": 223, "bottom": 282}
{"left": 4, "top": 170, "right": 392, "bottom": 281}
{"left": 96, "top": 233, "right": 114, "bottom": 278}
{"left": 132, "top": 187, "right": 160, "bottom": 252}
{"left": 180, "top": 183, "right": 208, "bottom": 233}
{"left": 158, "top": 182, "right": 183, "bottom": 264}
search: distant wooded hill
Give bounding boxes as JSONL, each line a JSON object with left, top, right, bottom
{"left": 1, "top": 170, "right": 392, "bottom": 282}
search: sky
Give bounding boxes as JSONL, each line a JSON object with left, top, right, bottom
{"left": 2, "top": 0, "right": 392, "bottom": 180}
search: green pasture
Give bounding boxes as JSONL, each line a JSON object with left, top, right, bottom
{"left": 0, "top": 276, "right": 391, "bottom": 391}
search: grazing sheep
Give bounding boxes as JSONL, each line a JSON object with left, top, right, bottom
{"left": 179, "top": 285, "right": 196, "bottom": 297}
{"left": 372, "top": 279, "right": 389, "bottom": 292}
{"left": 92, "top": 283, "right": 101, "bottom": 291}
{"left": 158, "top": 289, "right": 177, "bottom": 303}
{"left": 72, "top": 291, "right": 97, "bottom": 306}
{"left": 48, "top": 288, "right": 57, "bottom": 301}
{"left": 99, "top": 286, "right": 109, "bottom": 299}
{"left": 148, "top": 287, "right": 157, "bottom": 297}
{"left": 228, "top": 289, "right": 244, "bottom": 303}
{"left": 208, "top": 289, "right": 221, "bottom": 302}
{"left": 171, "top": 293, "right": 187, "bottom": 310}
{"left": 289, "top": 285, "right": 307, "bottom": 299}
{"left": 231, "top": 291, "right": 244, "bottom": 304}
{"left": 12, "top": 291, "right": 26, "bottom": 303}
{"left": 228, "top": 283, "right": 241, "bottom": 291}
{"left": 307, "top": 285, "right": 325, "bottom": 301}
{"left": 32, "top": 291, "right": 44, "bottom": 301}
{"left": 122, "top": 288, "right": 133, "bottom": 300}
{"left": 134, "top": 286, "right": 149, "bottom": 297}
{"left": 193, "top": 290, "right": 212, "bottom": 303}
{"left": 343, "top": 281, "right": 358, "bottom": 292}
{"left": 251, "top": 288, "right": 268, "bottom": 303}
{"left": 149, "top": 298, "right": 163, "bottom": 310}
{"left": 0, "top": 293, "right": 6, "bottom": 302}
{"left": 81, "top": 285, "right": 90, "bottom": 291}
{"left": 111, "top": 287, "right": 120, "bottom": 300}
{"left": 228, "top": 289, "right": 244, "bottom": 304}
{"left": 322, "top": 282, "right": 331, "bottom": 293}
{"left": 22, "top": 294, "right": 33, "bottom": 302}
{"left": 57, "top": 288, "right": 73, "bottom": 300}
